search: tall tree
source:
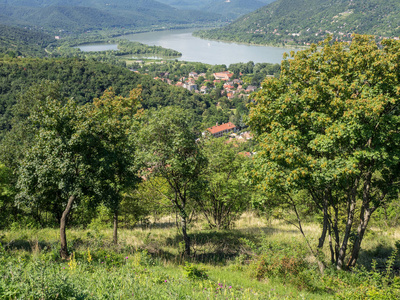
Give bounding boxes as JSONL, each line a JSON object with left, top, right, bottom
{"left": 197, "top": 137, "right": 250, "bottom": 229}
{"left": 16, "top": 88, "right": 141, "bottom": 258}
{"left": 248, "top": 35, "right": 400, "bottom": 271}
{"left": 90, "top": 88, "right": 141, "bottom": 244}
{"left": 0, "top": 163, "right": 15, "bottom": 229}
{"left": 137, "top": 107, "right": 206, "bottom": 256}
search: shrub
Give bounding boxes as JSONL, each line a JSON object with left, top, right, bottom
{"left": 183, "top": 262, "right": 208, "bottom": 280}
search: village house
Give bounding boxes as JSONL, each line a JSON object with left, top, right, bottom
{"left": 213, "top": 71, "right": 234, "bottom": 81}
{"left": 200, "top": 86, "right": 209, "bottom": 94}
{"left": 227, "top": 92, "right": 235, "bottom": 99}
{"left": 224, "top": 82, "right": 235, "bottom": 90}
{"left": 206, "top": 122, "right": 238, "bottom": 138}
{"left": 245, "top": 85, "right": 257, "bottom": 93}
{"left": 184, "top": 83, "right": 197, "bottom": 92}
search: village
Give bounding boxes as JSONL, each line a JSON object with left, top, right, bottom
{"left": 151, "top": 68, "right": 258, "bottom": 145}
{"left": 152, "top": 70, "right": 260, "bottom": 99}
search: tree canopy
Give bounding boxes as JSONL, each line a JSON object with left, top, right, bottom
{"left": 249, "top": 35, "right": 400, "bottom": 270}
{"left": 16, "top": 88, "right": 141, "bottom": 258}
{"left": 137, "top": 107, "right": 207, "bottom": 256}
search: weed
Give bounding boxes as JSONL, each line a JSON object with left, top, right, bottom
{"left": 183, "top": 262, "right": 208, "bottom": 280}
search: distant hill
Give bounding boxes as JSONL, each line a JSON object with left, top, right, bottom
{"left": 203, "top": 0, "right": 268, "bottom": 20}
{"left": 0, "top": 0, "right": 220, "bottom": 33}
{"left": 0, "top": 24, "right": 53, "bottom": 57}
{"left": 157, "top": 0, "right": 275, "bottom": 20}
{"left": 195, "top": 0, "right": 400, "bottom": 46}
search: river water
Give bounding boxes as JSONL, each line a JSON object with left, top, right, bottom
{"left": 78, "top": 28, "right": 297, "bottom": 65}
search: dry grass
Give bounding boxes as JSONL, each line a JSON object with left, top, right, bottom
{"left": 1, "top": 212, "right": 399, "bottom": 269}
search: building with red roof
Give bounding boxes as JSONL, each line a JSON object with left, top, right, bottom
{"left": 207, "top": 122, "right": 237, "bottom": 138}
{"left": 213, "top": 71, "right": 234, "bottom": 81}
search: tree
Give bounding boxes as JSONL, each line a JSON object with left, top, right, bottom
{"left": 0, "top": 81, "right": 63, "bottom": 171}
{"left": 16, "top": 88, "right": 141, "bottom": 258}
{"left": 0, "top": 163, "right": 16, "bottom": 229}
{"left": 137, "top": 107, "right": 206, "bottom": 256}
{"left": 90, "top": 88, "right": 141, "bottom": 244}
{"left": 0, "top": 81, "right": 64, "bottom": 226}
{"left": 197, "top": 137, "right": 250, "bottom": 229}
{"left": 16, "top": 98, "right": 97, "bottom": 258}
{"left": 248, "top": 35, "right": 400, "bottom": 271}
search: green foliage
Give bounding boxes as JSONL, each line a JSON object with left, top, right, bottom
{"left": 1, "top": 222, "right": 399, "bottom": 299}
{"left": 0, "top": 57, "right": 219, "bottom": 144}
{"left": 158, "top": 0, "right": 273, "bottom": 20}
{"left": 121, "top": 177, "right": 172, "bottom": 227}
{"left": 0, "top": 163, "right": 16, "bottom": 229}
{"left": 196, "top": 0, "right": 400, "bottom": 46}
{"left": 249, "top": 35, "right": 400, "bottom": 269}
{"left": 137, "top": 106, "right": 207, "bottom": 255}
{"left": 183, "top": 262, "right": 208, "bottom": 280}
{"left": 333, "top": 250, "right": 400, "bottom": 299}
{"left": 0, "top": 0, "right": 220, "bottom": 34}
{"left": 117, "top": 40, "right": 181, "bottom": 57}
{"left": 0, "top": 24, "right": 53, "bottom": 57}
{"left": 197, "top": 137, "right": 251, "bottom": 229}
{"left": 14, "top": 87, "right": 141, "bottom": 255}
{"left": 250, "top": 239, "right": 309, "bottom": 280}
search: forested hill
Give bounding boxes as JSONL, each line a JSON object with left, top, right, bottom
{"left": 0, "top": 57, "right": 218, "bottom": 144}
{"left": 195, "top": 0, "right": 400, "bottom": 46}
{"left": 0, "top": 24, "right": 53, "bottom": 57}
{"left": 0, "top": 0, "right": 220, "bottom": 33}
{"left": 157, "top": 0, "right": 275, "bottom": 20}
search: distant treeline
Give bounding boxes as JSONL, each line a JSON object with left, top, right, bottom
{"left": 116, "top": 40, "right": 181, "bottom": 57}
{"left": 0, "top": 56, "right": 254, "bottom": 143}
{"left": 0, "top": 0, "right": 220, "bottom": 34}
{"left": 195, "top": 0, "right": 400, "bottom": 46}
{"left": 0, "top": 24, "right": 54, "bottom": 57}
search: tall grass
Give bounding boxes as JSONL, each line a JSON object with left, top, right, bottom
{"left": 0, "top": 212, "right": 399, "bottom": 299}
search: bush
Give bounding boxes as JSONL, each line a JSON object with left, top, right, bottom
{"left": 249, "top": 239, "right": 319, "bottom": 291}
{"left": 183, "top": 262, "right": 208, "bottom": 280}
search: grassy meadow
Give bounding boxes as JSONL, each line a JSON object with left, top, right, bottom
{"left": 1, "top": 213, "right": 399, "bottom": 299}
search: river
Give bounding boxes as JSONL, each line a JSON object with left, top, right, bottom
{"left": 78, "top": 28, "right": 297, "bottom": 65}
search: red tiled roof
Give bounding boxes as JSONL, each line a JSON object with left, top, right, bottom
{"left": 207, "top": 122, "right": 236, "bottom": 135}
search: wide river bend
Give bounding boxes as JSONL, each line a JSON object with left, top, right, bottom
{"left": 78, "top": 28, "right": 298, "bottom": 65}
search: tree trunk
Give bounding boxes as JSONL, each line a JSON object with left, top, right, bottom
{"left": 318, "top": 196, "right": 329, "bottom": 249}
{"left": 328, "top": 223, "right": 335, "bottom": 265}
{"left": 337, "top": 178, "right": 358, "bottom": 270}
{"left": 113, "top": 209, "right": 118, "bottom": 244}
{"left": 332, "top": 205, "right": 340, "bottom": 264}
{"left": 347, "top": 208, "right": 372, "bottom": 268}
{"left": 347, "top": 173, "right": 373, "bottom": 268}
{"left": 60, "top": 195, "right": 75, "bottom": 259}
{"left": 181, "top": 215, "right": 190, "bottom": 256}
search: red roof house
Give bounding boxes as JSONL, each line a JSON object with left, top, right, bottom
{"left": 207, "top": 122, "right": 237, "bottom": 138}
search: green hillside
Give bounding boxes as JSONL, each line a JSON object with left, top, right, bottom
{"left": 0, "top": 0, "right": 220, "bottom": 33}
{"left": 0, "top": 24, "right": 53, "bottom": 57}
{"left": 195, "top": 0, "right": 400, "bottom": 45}
{"left": 204, "top": 0, "right": 268, "bottom": 20}
{"left": 0, "top": 57, "right": 213, "bottom": 138}
{"left": 157, "top": 0, "right": 275, "bottom": 20}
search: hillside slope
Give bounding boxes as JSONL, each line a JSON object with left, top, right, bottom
{"left": 0, "top": 24, "right": 53, "bottom": 57}
{"left": 195, "top": 0, "right": 400, "bottom": 45}
{"left": 0, "top": 0, "right": 220, "bottom": 33}
{"left": 157, "top": 0, "right": 275, "bottom": 20}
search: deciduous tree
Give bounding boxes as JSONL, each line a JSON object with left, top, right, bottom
{"left": 16, "top": 88, "right": 141, "bottom": 258}
{"left": 197, "top": 137, "right": 250, "bottom": 229}
{"left": 90, "top": 88, "right": 141, "bottom": 244}
{"left": 249, "top": 35, "right": 400, "bottom": 271}
{"left": 137, "top": 107, "right": 206, "bottom": 256}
